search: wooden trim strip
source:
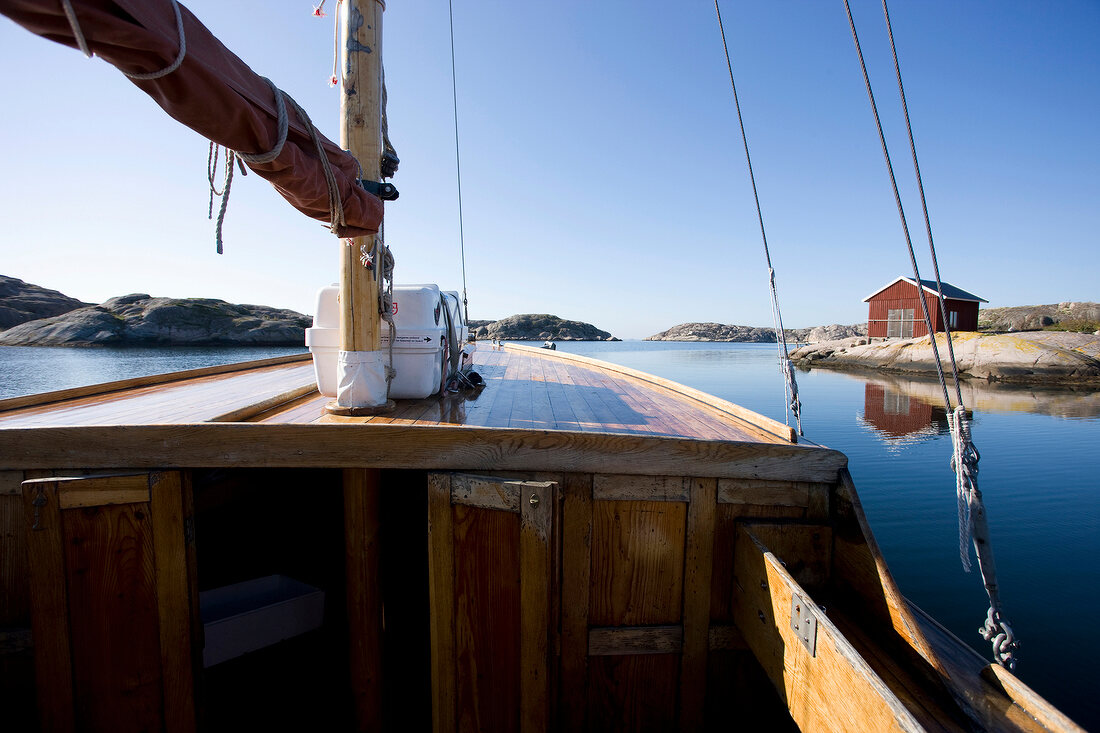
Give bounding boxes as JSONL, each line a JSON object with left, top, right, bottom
{"left": 207, "top": 383, "right": 318, "bottom": 423}
{"left": 592, "top": 474, "right": 689, "bottom": 502}
{"left": 53, "top": 473, "right": 153, "bottom": 509}
{"left": 717, "top": 477, "right": 821, "bottom": 507}
{"left": 519, "top": 479, "right": 553, "bottom": 732}
{"left": 149, "top": 472, "right": 197, "bottom": 733}
{"left": 560, "top": 473, "right": 592, "bottom": 732}
{"left": 0, "top": 424, "right": 848, "bottom": 482}
{"left": 587, "top": 625, "right": 683, "bottom": 656}
{"left": 502, "top": 343, "right": 797, "bottom": 444}
{"left": 0, "top": 353, "right": 310, "bottom": 415}
{"left": 427, "top": 473, "right": 457, "bottom": 733}
{"left": 59, "top": 487, "right": 150, "bottom": 509}
{"left": 22, "top": 479, "right": 76, "bottom": 732}
{"left": 680, "top": 477, "right": 716, "bottom": 730}
{"left": 594, "top": 471, "right": 686, "bottom": 499}
{"left": 344, "top": 469, "right": 384, "bottom": 731}
{"left": 449, "top": 474, "right": 527, "bottom": 513}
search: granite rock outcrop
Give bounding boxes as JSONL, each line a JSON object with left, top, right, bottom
{"left": 472, "top": 314, "right": 617, "bottom": 341}
{"left": 0, "top": 293, "right": 311, "bottom": 346}
{"left": 646, "top": 322, "right": 867, "bottom": 343}
{"left": 790, "top": 331, "right": 1100, "bottom": 384}
{"left": 0, "top": 275, "right": 90, "bottom": 330}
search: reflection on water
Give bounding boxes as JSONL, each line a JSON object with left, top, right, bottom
{"left": 860, "top": 382, "right": 952, "bottom": 444}
{"left": 822, "top": 368, "right": 1100, "bottom": 422}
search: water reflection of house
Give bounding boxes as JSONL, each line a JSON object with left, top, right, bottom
{"left": 863, "top": 383, "right": 950, "bottom": 440}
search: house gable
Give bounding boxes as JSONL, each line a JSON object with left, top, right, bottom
{"left": 862, "top": 276, "right": 987, "bottom": 304}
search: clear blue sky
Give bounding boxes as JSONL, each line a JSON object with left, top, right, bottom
{"left": 1, "top": 1, "right": 1096, "bottom": 339}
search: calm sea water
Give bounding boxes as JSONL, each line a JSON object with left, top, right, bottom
{"left": 1, "top": 341, "right": 1096, "bottom": 726}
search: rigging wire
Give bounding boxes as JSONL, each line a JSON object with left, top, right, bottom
{"left": 880, "top": 1, "right": 965, "bottom": 409}
{"left": 843, "top": 0, "right": 1018, "bottom": 670}
{"left": 713, "top": 0, "right": 802, "bottom": 436}
{"left": 448, "top": 0, "right": 471, "bottom": 323}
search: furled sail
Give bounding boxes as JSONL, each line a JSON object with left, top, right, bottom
{"left": 0, "top": 0, "right": 384, "bottom": 238}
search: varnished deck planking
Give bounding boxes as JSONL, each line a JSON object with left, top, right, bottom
{"left": 0, "top": 346, "right": 791, "bottom": 444}
{"left": 0, "top": 364, "right": 317, "bottom": 427}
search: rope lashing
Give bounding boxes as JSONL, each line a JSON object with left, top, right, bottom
{"left": 121, "top": 0, "right": 187, "bottom": 81}
{"left": 947, "top": 406, "right": 1020, "bottom": 670}
{"left": 948, "top": 406, "right": 979, "bottom": 570}
{"left": 236, "top": 78, "right": 289, "bottom": 166}
{"left": 281, "top": 93, "right": 345, "bottom": 235}
{"left": 713, "top": 1, "right": 802, "bottom": 435}
{"left": 60, "top": 0, "right": 186, "bottom": 79}
{"left": 59, "top": 0, "right": 92, "bottom": 57}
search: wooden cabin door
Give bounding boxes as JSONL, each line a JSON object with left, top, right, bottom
{"left": 22, "top": 471, "right": 197, "bottom": 733}
{"left": 427, "top": 473, "right": 555, "bottom": 733}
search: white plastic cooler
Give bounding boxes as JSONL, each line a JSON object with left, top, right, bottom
{"left": 305, "top": 284, "right": 448, "bottom": 400}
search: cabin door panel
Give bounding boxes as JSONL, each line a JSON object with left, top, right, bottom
{"left": 428, "top": 473, "right": 555, "bottom": 733}
{"left": 22, "top": 471, "right": 196, "bottom": 733}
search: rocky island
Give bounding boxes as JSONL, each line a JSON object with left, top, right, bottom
{"left": 0, "top": 280, "right": 310, "bottom": 346}
{"left": 647, "top": 322, "right": 866, "bottom": 343}
{"left": 0, "top": 275, "right": 91, "bottom": 330}
{"left": 471, "top": 314, "right": 618, "bottom": 341}
{"left": 0, "top": 277, "right": 617, "bottom": 346}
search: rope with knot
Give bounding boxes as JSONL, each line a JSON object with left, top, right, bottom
{"left": 949, "top": 406, "right": 1020, "bottom": 669}
{"left": 206, "top": 77, "right": 345, "bottom": 252}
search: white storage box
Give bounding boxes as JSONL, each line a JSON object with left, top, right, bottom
{"left": 305, "top": 284, "right": 448, "bottom": 400}
{"left": 199, "top": 575, "right": 325, "bottom": 668}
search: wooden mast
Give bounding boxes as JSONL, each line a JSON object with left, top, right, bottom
{"left": 337, "top": 2, "right": 386, "bottom": 730}
{"left": 333, "top": 0, "right": 390, "bottom": 412}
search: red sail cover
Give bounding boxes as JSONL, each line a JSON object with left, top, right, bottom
{"left": 0, "top": 0, "right": 383, "bottom": 238}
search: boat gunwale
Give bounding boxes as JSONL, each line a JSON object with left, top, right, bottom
{"left": 0, "top": 421, "right": 846, "bottom": 482}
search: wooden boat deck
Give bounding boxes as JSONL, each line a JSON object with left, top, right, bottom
{"left": 0, "top": 345, "right": 793, "bottom": 444}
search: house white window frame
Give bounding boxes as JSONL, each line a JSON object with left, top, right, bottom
{"left": 887, "top": 308, "right": 915, "bottom": 339}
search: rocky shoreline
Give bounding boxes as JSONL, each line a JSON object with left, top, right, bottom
{"left": 0, "top": 276, "right": 620, "bottom": 346}
{"left": 0, "top": 292, "right": 311, "bottom": 347}
{"left": 646, "top": 322, "right": 866, "bottom": 343}
{"left": 790, "top": 331, "right": 1100, "bottom": 385}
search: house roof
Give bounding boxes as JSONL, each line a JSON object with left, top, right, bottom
{"left": 862, "top": 276, "right": 988, "bottom": 304}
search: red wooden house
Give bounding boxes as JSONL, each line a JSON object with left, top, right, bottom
{"left": 863, "top": 277, "right": 986, "bottom": 339}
